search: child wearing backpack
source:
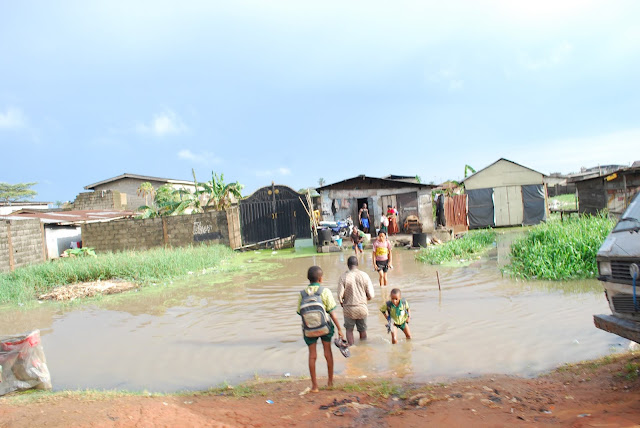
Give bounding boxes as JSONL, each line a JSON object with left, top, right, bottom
{"left": 297, "top": 266, "right": 345, "bottom": 392}
{"left": 380, "top": 288, "right": 411, "bottom": 344}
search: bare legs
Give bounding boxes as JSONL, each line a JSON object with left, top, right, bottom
{"left": 308, "top": 340, "right": 334, "bottom": 392}
{"left": 391, "top": 324, "right": 412, "bottom": 345}
{"left": 377, "top": 269, "right": 388, "bottom": 286}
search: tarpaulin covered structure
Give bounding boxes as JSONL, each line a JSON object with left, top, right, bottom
{"left": 463, "top": 159, "right": 548, "bottom": 229}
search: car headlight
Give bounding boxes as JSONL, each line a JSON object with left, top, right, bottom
{"left": 598, "top": 261, "right": 612, "bottom": 277}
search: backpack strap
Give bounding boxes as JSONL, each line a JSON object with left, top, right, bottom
{"left": 315, "top": 286, "right": 324, "bottom": 296}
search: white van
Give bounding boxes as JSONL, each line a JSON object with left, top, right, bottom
{"left": 594, "top": 192, "right": 640, "bottom": 342}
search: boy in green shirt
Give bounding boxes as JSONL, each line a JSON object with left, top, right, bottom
{"left": 380, "top": 288, "right": 411, "bottom": 344}
{"left": 297, "top": 266, "right": 344, "bottom": 392}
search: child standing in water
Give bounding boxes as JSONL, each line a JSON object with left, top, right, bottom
{"left": 380, "top": 288, "right": 411, "bottom": 344}
{"left": 372, "top": 231, "right": 393, "bottom": 287}
{"left": 297, "top": 266, "right": 345, "bottom": 392}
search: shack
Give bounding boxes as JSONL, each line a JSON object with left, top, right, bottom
{"left": 1, "top": 209, "right": 134, "bottom": 259}
{"left": 462, "top": 158, "right": 547, "bottom": 228}
{"left": 316, "top": 175, "right": 435, "bottom": 233}
{"left": 574, "top": 164, "right": 640, "bottom": 217}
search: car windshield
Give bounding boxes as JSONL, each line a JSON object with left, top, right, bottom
{"left": 613, "top": 193, "right": 640, "bottom": 232}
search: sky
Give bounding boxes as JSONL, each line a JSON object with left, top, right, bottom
{"left": 1, "top": 0, "right": 639, "bottom": 203}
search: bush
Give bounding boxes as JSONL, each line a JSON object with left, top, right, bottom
{"left": 504, "top": 213, "right": 615, "bottom": 280}
{"left": 415, "top": 229, "right": 496, "bottom": 265}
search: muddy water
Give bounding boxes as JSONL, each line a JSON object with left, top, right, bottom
{"left": 0, "top": 238, "right": 624, "bottom": 392}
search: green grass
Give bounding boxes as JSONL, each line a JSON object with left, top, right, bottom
{"left": 0, "top": 244, "right": 235, "bottom": 305}
{"left": 415, "top": 229, "right": 497, "bottom": 265}
{"left": 504, "top": 212, "right": 615, "bottom": 280}
{"left": 550, "top": 193, "right": 577, "bottom": 209}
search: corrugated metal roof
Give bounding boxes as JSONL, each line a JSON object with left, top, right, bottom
{"left": 316, "top": 175, "right": 435, "bottom": 191}
{"left": 0, "top": 209, "right": 135, "bottom": 225}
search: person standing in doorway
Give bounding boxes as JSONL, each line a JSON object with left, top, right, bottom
{"left": 338, "top": 256, "right": 374, "bottom": 345}
{"left": 359, "top": 203, "right": 370, "bottom": 233}
{"left": 372, "top": 231, "right": 393, "bottom": 287}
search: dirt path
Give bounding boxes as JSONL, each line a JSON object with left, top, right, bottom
{"left": 1, "top": 352, "right": 639, "bottom": 427}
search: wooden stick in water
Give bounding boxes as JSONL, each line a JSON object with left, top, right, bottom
{"left": 436, "top": 270, "right": 441, "bottom": 291}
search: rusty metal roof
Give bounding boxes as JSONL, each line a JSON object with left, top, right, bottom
{"left": 0, "top": 209, "right": 135, "bottom": 225}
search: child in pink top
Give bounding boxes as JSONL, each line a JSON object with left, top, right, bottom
{"left": 372, "top": 231, "right": 393, "bottom": 286}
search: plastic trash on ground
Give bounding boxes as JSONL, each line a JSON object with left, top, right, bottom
{"left": 0, "top": 330, "right": 52, "bottom": 396}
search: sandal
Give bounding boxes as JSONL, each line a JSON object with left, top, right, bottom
{"left": 333, "top": 337, "right": 350, "bottom": 358}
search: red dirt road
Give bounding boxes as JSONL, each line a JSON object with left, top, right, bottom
{"left": 1, "top": 353, "right": 639, "bottom": 427}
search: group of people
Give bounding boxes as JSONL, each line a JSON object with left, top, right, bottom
{"left": 297, "top": 256, "right": 412, "bottom": 392}
{"left": 358, "top": 203, "right": 399, "bottom": 235}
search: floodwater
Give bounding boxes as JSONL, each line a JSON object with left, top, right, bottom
{"left": 0, "top": 234, "right": 626, "bottom": 392}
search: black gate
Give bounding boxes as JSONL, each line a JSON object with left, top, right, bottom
{"left": 239, "top": 184, "right": 311, "bottom": 245}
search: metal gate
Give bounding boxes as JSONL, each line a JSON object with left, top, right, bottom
{"left": 239, "top": 184, "right": 311, "bottom": 245}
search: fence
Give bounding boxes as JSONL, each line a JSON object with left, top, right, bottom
{"left": 82, "top": 209, "right": 241, "bottom": 253}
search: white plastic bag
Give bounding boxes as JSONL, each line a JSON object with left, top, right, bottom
{"left": 0, "top": 330, "right": 52, "bottom": 396}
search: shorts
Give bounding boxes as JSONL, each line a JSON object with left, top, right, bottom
{"left": 395, "top": 322, "right": 407, "bottom": 331}
{"left": 376, "top": 260, "right": 389, "bottom": 272}
{"left": 361, "top": 218, "right": 369, "bottom": 228}
{"left": 353, "top": 243, "right": 363, "bottom": 250}
{"left": 344, "top": 316, "right": 367, "bottom": 332}
{"left": 303, "top": 322, "right": 335, "bottom": 346}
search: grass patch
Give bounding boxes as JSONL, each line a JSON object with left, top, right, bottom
{"left": 0, "top": 244, "right": 235, "bottom": 305}
{"left": 550, "top": 193, "right": 577, "bottom": 209}
{"left": 338, "top": 379, "right": 401, "bottom": 398}
{"left": 415, "top": 229, "right": 496, "bottom": 265}
{"left": 504, "top": 212, "right": 615, "bottom": 280}
{"left": 619, "top": 361, "right": 640, "bottom": 381}
{"left": 0, "top": 389, "right": 161, "bottom": 405}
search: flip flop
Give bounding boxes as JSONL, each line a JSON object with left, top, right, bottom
{"left": 333, "top": 337, "right": 350, "bottom": 358}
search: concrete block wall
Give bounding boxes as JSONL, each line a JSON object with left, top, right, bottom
{"left": 73, "top": 190, "right": 125, "bottom": 211}
{"left": 82, "top": 211, "right": 231, "bottom": 253}
{"left": 0, "top": 219, "right": 45, "bottom": 273}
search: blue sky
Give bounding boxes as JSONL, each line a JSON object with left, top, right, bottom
{"left": 1, "top": 0, "right": 639, "bottom": 203}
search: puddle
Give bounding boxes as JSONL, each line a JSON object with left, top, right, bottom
{"left": 0, "top": 233, "right": 623, "bottom": 392}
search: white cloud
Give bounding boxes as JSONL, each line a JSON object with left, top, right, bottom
{"left": 256, "top": 167, "right": 292, "bottom": 177}
{"left": 136, "top": 110, "right": 187, "bottom": 137}
{"left": 513, "top": 128, "right": 639, "bottom": 174}
{"left": 178, "top": 149, "right": 221, "bottom": 165}
{"left": 427, "top": 68, "right": 464, "bottom": 92}
{"left": 0, "top": 107, "right": 27, "bottom": 129}
{"left": 518, "top": 41, "right": 573, "bottom": 71}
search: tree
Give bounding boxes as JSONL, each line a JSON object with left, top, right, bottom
{"left": 318, "top": 178, "right": 326, "bottom": 187}
{"left": 137, "top": 182, "right": 155, "bottom": 207}
{"left": 137, "top": 184, "right": 186, "bottom": 218}
{"left": 415, "top": 175, "right": 422, "bottom": 183}
{"left": 195, "top": 169, "right": 243, "bottom": 211}
{"left": 0, "top": 182, "right": 37, "bottom": 203}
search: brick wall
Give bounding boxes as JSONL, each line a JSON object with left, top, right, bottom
{"left": 0, "top": 219, "right": 46, "bottom": 273}
{"left": 73, "top": 190, "right": 125, "bottom": 211}
{"left": 82, "top": 210, "right": 236, "bottom": 253}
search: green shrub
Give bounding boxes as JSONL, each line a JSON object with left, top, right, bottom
{"left": 415, "top": 229, "right": 496, "bottom": 265}
{"left": 504, "top": 213, "right": 615, "bottom": 280}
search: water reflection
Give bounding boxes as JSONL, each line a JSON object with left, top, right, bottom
{"left": 0, "top": 232, "right": 625, "bottom": 392}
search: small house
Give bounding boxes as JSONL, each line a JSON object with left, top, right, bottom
{"left": 78, "top": 173, "right": 196, "bottom": 211}
{"left": 462, "top": 158, "right": 547, "bottom": 228}
{"left": 316, "top": 175, "right": 436, "bottom": 233}
{"left": 574, "top": 164, "right": 640, "bottom": 216}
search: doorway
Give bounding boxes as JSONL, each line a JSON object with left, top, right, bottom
{"left": 356, "top": 197, "right": 373, "bottom": 233}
